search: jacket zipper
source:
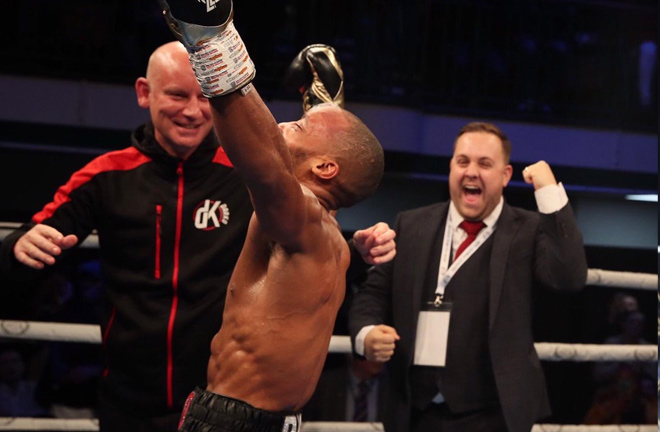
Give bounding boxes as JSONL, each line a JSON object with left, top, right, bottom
{"left": 155, "top": 205, "right": 162, "bottom": 279}
{"left": 166, "top": 162, "right": 185, "bottom": 409}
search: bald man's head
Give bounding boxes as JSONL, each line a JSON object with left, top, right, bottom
{"left": 134, "top": 41, "right": 213, "bottom": 160}
{"left": 146, "top": 41, "right": 190, "bottom": 81}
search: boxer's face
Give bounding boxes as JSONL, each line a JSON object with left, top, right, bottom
{"left": 449, "top": 132, "right": 512, "bottom": 221}
{"left": 278, "top": 106, "right": 340, "bottom": 173}
{"left": 138, "top": 50, "right": 212, "bottom": 160}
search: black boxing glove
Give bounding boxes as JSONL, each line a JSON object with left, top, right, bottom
{"left": 157, "top": 0, "right": 255, "bottom": 97}
{"left": 284, "top": 44, "right": 344, "bottom": 112}
{"left": 161, "top": 0, "right": 231, "bottom": 27}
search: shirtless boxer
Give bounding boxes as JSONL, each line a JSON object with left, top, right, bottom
{"left": 157, "top": 1, "right": 385, "bottom": 431}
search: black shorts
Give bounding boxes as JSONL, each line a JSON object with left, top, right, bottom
{"left": 178, "top": 388, "right": 302, "bottom": 432}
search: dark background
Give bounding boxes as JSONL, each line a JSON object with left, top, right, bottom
{"left": 0, "top": 0, "right": 656, "bottom": 132}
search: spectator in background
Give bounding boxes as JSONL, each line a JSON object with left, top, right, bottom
{"left": 623, "top": 0, "right": 657, "bottom": 109}
{"left": 594, "top": 310, "right": 655, "bottom": 381}
{"left": 45, "top": 260, "right": 103, "bottom": 419}
{"left": 0, "top": 344, "right": 49, "bottom": 417}
{"left": 29, "top": 272, "right": 74, "bottom": 322}
{"left": 303, "top": 354, "right": 387, "bottom": 423}
{"left": 605, "top": 292, "right": 639, "bottom": 332}
{"left": 636, "top": 39, "right": 656, "bottom": 108}
{"left": 584, "top": 309, "right": 657, "bottom": 424}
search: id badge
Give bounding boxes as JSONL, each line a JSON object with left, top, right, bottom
{"left": 413, "top": 302, "right": 452, "bottom": 367}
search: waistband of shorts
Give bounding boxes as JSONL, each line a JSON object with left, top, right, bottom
{"left": 187, "top": 387, "right": 301, "bottom": 432}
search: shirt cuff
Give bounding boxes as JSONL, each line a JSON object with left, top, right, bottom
{"left": 355, "top": 325, "right": 376, "bottom": 356}
{"left": 534, "top": 182, "right": 568, "bottom": 214}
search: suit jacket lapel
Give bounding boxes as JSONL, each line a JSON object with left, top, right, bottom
{"left": 413, "top": 203, "right": 449, "bottom": 317}
{"left": 489, "top": 203, "right": 518, "bottom": 330}
{"left": 408, "top": 203, "right": 449, "bottom": 320}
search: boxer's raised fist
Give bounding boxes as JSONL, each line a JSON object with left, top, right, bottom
{"left": 159, "top": 0, "right": 232, "bottom": 27}
{"left": 284, "top": 44, "right": 344, "bottom": 112}
{"left": 157, "top": 0, "right": 233, "bottom": 49}
{"left": 156, "top": 0, "right": 256, "bottom": 98}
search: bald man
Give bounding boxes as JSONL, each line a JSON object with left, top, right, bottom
{"left": 0, "top": 41, "right": 396, "bottom": 432}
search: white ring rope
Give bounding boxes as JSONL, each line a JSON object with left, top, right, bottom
{"left": 0, "top": 320, "right": 101, "bottom": 344}
{"left": 534, "top": 342, "right": 657, "bottom": 362}
{"left": 531, "top": 426, "right": 657, "bottom": 432}
{"left": 302, "top": 423, "right": 384, "bottom": 431}
{"left": 0, "top": 418, "right": 98, "bottom": 431}
{"left": 586, "top": 269, "right": 658, "bottom": 291}
{"left": 0, "top": 222, "right": 658, "bottom": 289}
{"left": 0, "top": 321, "right": 656, "bottom": 362}
{"left": 0, "top": 418, "right": 656, "bottom": 432}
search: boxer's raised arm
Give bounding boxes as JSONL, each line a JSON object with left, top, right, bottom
{"left": 157, "top": 0, "right": 312, "bottom": 247}
{"left": 210, "top": 90, "right": 312, "bottom": 247}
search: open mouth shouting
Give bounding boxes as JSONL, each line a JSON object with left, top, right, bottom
{"left": 463, "top": 184, "right": 482, "bottom": 204}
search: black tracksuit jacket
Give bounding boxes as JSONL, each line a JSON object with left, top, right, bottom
{"left": 0, "top": 122, "right": 253, "bottom": 417}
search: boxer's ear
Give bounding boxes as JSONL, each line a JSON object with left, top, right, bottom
{"left": 312, "top": 158, "right": 339, "bottom": 180}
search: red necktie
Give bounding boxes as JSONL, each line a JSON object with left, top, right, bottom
{"left": 455, "top": 220, "right": 486, "bottom": 259}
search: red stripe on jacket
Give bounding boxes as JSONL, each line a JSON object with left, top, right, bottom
{"left": 167, "top": 162, "right": 185, "bottom": 408}
{"left": 212, "top": 147, "right": 233, "bottom": 167}
{"left": 33, "top": 148, "right": 152, "bottom": 223}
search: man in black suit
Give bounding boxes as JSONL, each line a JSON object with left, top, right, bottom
{"left": 349, "top": 122, "right": 588, "bottom": 432}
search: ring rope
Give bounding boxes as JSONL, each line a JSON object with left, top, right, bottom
{"left": 585, "top": 269, "right": 657, "bottom": 290}
{"left": 0, "top": 418, "right": 655, "bottom": 431}
{"left": 531, "top": 426, "right": 657, "bottom": 432}
{"left": 0, "top": 321, "right": 656, "bottom": 362}
{"left": 534, "top": 342, "right": 657, "bottom": 362}
{"left": 0, "top": 418, "right": 98, "bottom": 431}
{"left": 0, "top": 222, "right": 657, "bottom": 289}
{"left": 0, "top": 320, "right": 101, "bottom": 344}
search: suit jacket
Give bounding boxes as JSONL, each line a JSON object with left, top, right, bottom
{"left": 349, "top": 201, "right": 588, "bottom": 432}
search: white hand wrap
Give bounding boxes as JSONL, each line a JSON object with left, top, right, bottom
{"left": 160, "top": 0, "right": 255, "bottom": 98}
{"left": 187, "top": 21, "right": 255, "bottom": 97}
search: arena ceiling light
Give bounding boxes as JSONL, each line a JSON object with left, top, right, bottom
{"left": 624, "top": 194, "right": 658, "bottom": 202}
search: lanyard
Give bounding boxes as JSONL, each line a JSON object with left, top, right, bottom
{"left": 434, "top": 212, "right": 496, "bottom": 305}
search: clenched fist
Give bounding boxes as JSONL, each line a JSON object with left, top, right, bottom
{"left": 364, "top": 325, "right": 400, "bottom": 362}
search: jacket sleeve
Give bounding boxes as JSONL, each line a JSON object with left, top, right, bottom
{"left": 348, "top": 215, "right": 401, "bottom": 350}
{"left": 534, "top": 203, "right": 588, "bottom": 292}
{"left": 345, "top": 238, "right": 370, "bottom": 285}
{"left": 0, "top": 168, "right": 100, "bottom": 284}
{"left": 0, "top": 223, "right": 38, "bottom": 282}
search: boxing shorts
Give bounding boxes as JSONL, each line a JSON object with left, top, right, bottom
{"left": 178, "top": 387, "right": 302, "bottom": 432}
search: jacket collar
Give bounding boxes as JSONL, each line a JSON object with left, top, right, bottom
{"left": 131, "top": 122, "right": 220, "bottom": 171}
